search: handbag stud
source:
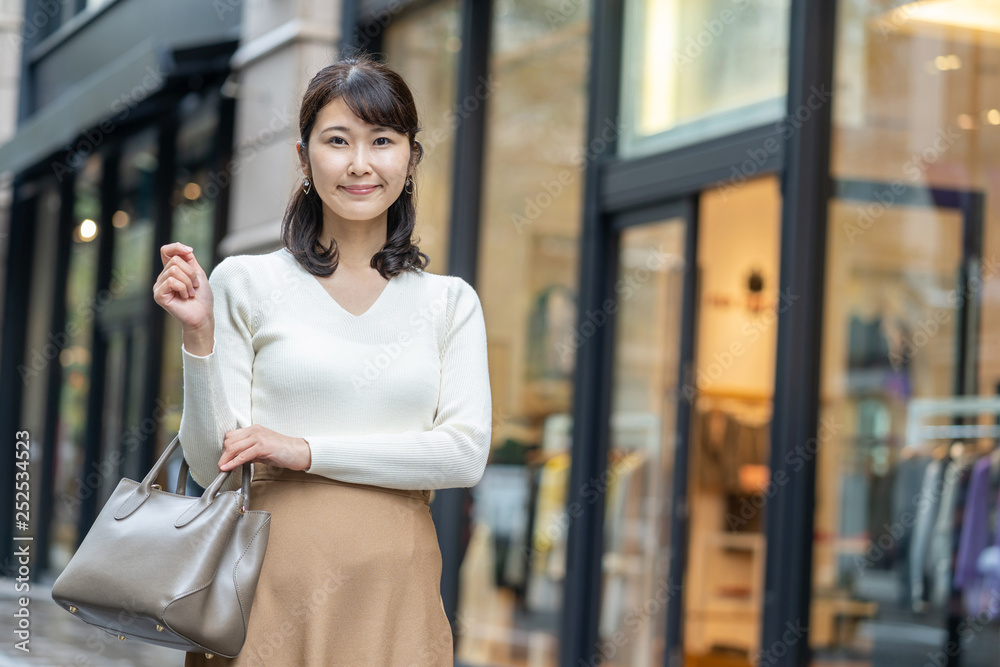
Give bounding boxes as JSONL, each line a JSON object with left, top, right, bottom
{"left": 68, "top": 605, "right": 77, "bottom": 613}
{"left": 205, "top": 653, "right": 215, "bottom": 659}
{"left": 156, "top": 624, "right": 164, "bottom": 632}
{"left": 118, "top": 635, "right": 126, "bottom": 640}
{"left": 151, "top": 483, "right": 161, "bottom": 490}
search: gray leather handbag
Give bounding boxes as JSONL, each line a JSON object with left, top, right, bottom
{"left": 50, "top": 434, "right": 271, "bottom": 659}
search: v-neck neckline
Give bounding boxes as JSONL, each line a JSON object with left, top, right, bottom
{"left": 283, "top": 248, "right": 400, "bottom": 320}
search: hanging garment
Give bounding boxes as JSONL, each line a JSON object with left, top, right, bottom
{"left": 954, "top": 454, "right": 1000, "bottom": 619}
{"left": 868, "top": 466, "right": 898, "bottom": 569}
{"left": 891, "top": 455, "right": 932, "bottom": 604}
{"left": 929, "top": 459, "right": 975, "bottom": 608}
{"left": 694, "top": 408, "right": 730, "bottom": 492}
{"left": 910, "top": 458, "right": 945, "bottom": 609}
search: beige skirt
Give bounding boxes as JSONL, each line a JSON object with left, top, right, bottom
{"left": 184, "top": 462, "right": 453, "bottom": 667}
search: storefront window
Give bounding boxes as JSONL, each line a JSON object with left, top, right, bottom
{"left": 160, "top": 89, "right": 223, "bottom": 490}
{"left": 685, "top": 174, "right": 781, "bottom": 663}
{"left": 98, "top": 127, "right": 159, "bottom": 486}
{"left": 113, "top": 127, "right": 158, "bottom": 304}
{"left": 20, "top": 180, "right": 61, "bottom": 570}
{"left": 599, "top": 219, "right": 686, "bottom": 667}
{"left": 384, "top": 0, "right": 460, "bottom": 274}
{"left": 618, "top": 0, "right": 790, "bottom": 159}
{"left": 456, "top": 0, "right": 590, "bottom": 664}
{"left": 812, "top": 1, "right": 1000, "bottom": 663}
{"left": 48, "top": 154, "right": 102, "bottom": 571}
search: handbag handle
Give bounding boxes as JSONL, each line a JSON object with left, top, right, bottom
{"left": 114, "top": 434, "right": 251, "bottom": 526}
{"left": 173, "top": 442, "right": 244, "bottom": 497}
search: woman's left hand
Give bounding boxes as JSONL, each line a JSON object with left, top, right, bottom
{"left": 218, "top": 424, "right": 312, "bottom": 472}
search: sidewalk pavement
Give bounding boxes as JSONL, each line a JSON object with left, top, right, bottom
{"left": 0, "top": 576, "right": 177, "bottom": 666}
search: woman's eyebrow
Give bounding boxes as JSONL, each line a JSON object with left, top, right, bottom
{"left": 320, "top": 125, "right": 392, "bottom": 134}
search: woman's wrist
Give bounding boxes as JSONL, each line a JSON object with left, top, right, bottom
{"left": 182, "top": 319, "right": 215, "bottom": 356}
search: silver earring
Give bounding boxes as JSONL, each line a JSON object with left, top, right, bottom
{"left": 404, "top": 176, "right": 413, "bottom": 195}
{"left": 303, "top": 178, "right": 311, "bottom": 195}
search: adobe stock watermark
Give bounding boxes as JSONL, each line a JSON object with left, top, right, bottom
{"left": 6, "top": 0, "right": 73, "bottom": 52}
{"left": 682, "top": 288, "right": 799, "bottom": 399}
{"left": 579, "top": 579, "right": 684, "bottom": 667}
{"left": 715, "top": 83, "right": 833, "bottom": 200}
{"left": 842, "top": 125, "right": 962, "bottom": 244}
{"left": 853, "top": 459, "right": 948, "bottom": 575}
{"left": 50, "top": 65, "right": 167, "bottom": 182}
{"left": 511, "top": 115, "right": 629, "bottom": 234}
{"left": 175, "top": 103, "right": 298, "bottom": 226}
{"left": 672, "top": 0, "right": 752, "bottom": 68}
{"left": 421, "top": 75, "right": 501, "bottom": 161}
{"left": 555, "top": 244, "right": 680, "bottom": 362}
{"left": 545, "top": 0, "right": 588, "bottom": 27}
{"left": 874, "top": 0, "right": 930, "bottom": 38}
{"left": 521, "top": 470, "right": 665, "bottom": 570}
{"left": 752, "top": 618, "right": 809, "bottom": 666}
{"left": 59, "top": 398, "right": 179, "bottom": 513}
{"left": 920, "top": 590, "right": 1000, "bottom": 667}
{"left": 18, "top": 267, "right": 134, "bottom": 385}
{"left": 888, "top": 255, "right": 999, "bottom": 371}
{"left": 726, "top": 415, "right": 842, "bottom": 531}
{"left": 349, "top": 288, "right": 449, "bottom": 389}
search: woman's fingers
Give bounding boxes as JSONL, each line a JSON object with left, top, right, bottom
{"left": 220, "top": 444, "right": 258, "bottom": 471}
{"left": 158, "top": 243, "right": 203, "bottom": 297}
{"left": 160, "top": 241, "right": 193, "bottom": 265}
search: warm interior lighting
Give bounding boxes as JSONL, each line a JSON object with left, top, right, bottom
{"left": 79, "top": 219, "right": 97, "bottom": 240}
{"left": 892, "top": 0, "right": 1000, "bottom": 34}
{"left": 934, "top": 54, "right": 962, "bottom": 70}
{"left": 112, "top": 210, "right": 129, "bottom": 228}
{"left": 183, "top": 182, "right": 202, "bottom": 200}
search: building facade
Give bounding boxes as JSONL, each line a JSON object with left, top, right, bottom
{"left": 2, "top": 1, "right": 1000, "bottom": 666}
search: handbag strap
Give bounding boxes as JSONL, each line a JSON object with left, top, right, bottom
{"left": 174, "top": 442, "right": 251, "bottom": 498}
{"left": 114, "top": 434, "right": 250, "bottom": 526}
{"left": 175, "top": 457, "right": 190, "bottom": 495}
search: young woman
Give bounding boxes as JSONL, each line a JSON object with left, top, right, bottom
{"left": 152, "top": 53, "right": 492, "bottom": 666}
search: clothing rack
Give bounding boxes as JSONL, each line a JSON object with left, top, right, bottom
{"left": 904, "top": 396, "right": 1000, "bottom": 448}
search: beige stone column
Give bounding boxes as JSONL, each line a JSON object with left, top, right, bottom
{"left": 220, "top": 0, "right": 343, "bottom": 256}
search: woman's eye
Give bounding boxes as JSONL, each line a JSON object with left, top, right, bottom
{"left": 330, "top": 137, "right": 346, "bottom": 145}
{"left": 374, "top": 137, "right": 391, "bottom": 146}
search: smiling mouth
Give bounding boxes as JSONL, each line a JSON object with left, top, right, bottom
{"left": 340, "top": 185, "right": 381, "bottom": 195}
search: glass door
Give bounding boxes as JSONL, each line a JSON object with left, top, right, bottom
{"left": 597, "top": 203, "right": 696, "bottom": 667}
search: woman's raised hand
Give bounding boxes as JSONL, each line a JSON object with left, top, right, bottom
{"left": 153, "top": 242, "right": 213, "bottom": 332}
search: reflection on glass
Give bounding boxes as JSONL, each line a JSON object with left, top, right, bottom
{"left": 456, "top": 0, "right": 590, "bottom": 665}
{"left": 114, "top": 128, "right": 158, "bottom": 302}
{"left": 598, "top": 220, "right": 686, "bottom": 667}
{"left": 813, "top": 1, "right": 1000, "bottom": 663}
{"left": 685, "top": 175, "right": 780, "bottom": 662}
{"left": 618, "top": 0, "right": 789, "bottom": 158}
{"left": 384, "top": 0, "right": 460, "bottom": 274}
{"left": 159, "top": 89, "right": 223, "bottom": 491}
{"left": 22, "top": 182, "right": 61, "bottom": 571}
{"left": 49, "top": 155, "right": 102, "bottom": 571}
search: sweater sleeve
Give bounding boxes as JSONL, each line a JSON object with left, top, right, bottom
{"left": 301, "top": 276, "right": 492, "bottom": 490}
{"left": 177, "top": 256, "right": 255, "bottom": 493}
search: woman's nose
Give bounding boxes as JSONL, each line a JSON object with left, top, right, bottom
{"left": 348, "top": 146, "right": 373, "bottom": 174}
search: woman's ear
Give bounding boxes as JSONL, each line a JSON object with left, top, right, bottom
{"left": 297, "top": 141, "right": 311, "bottom": 178}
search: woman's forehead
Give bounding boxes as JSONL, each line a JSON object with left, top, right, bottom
{"left": 315, "top": 98, "right": 404, "bottom": 135}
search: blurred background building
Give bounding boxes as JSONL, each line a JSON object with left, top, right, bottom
{"left": 1, "top": 1, "right": 1000, "bottom": 666}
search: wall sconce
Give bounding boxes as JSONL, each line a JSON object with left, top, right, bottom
{"left": 746, "top": 267, "right": 765, "bottom": 313}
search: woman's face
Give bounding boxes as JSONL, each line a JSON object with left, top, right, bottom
{"left": 298, "top": 96, "right": 414, "bottom": 223}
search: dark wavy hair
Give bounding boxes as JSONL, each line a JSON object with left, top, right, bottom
{"left": 281, "top": 52, "right": 430, "bottom": 278}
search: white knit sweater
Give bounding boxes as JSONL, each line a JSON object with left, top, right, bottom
{"left": 177, "top": 246, "right": 492, "bottom": 494}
